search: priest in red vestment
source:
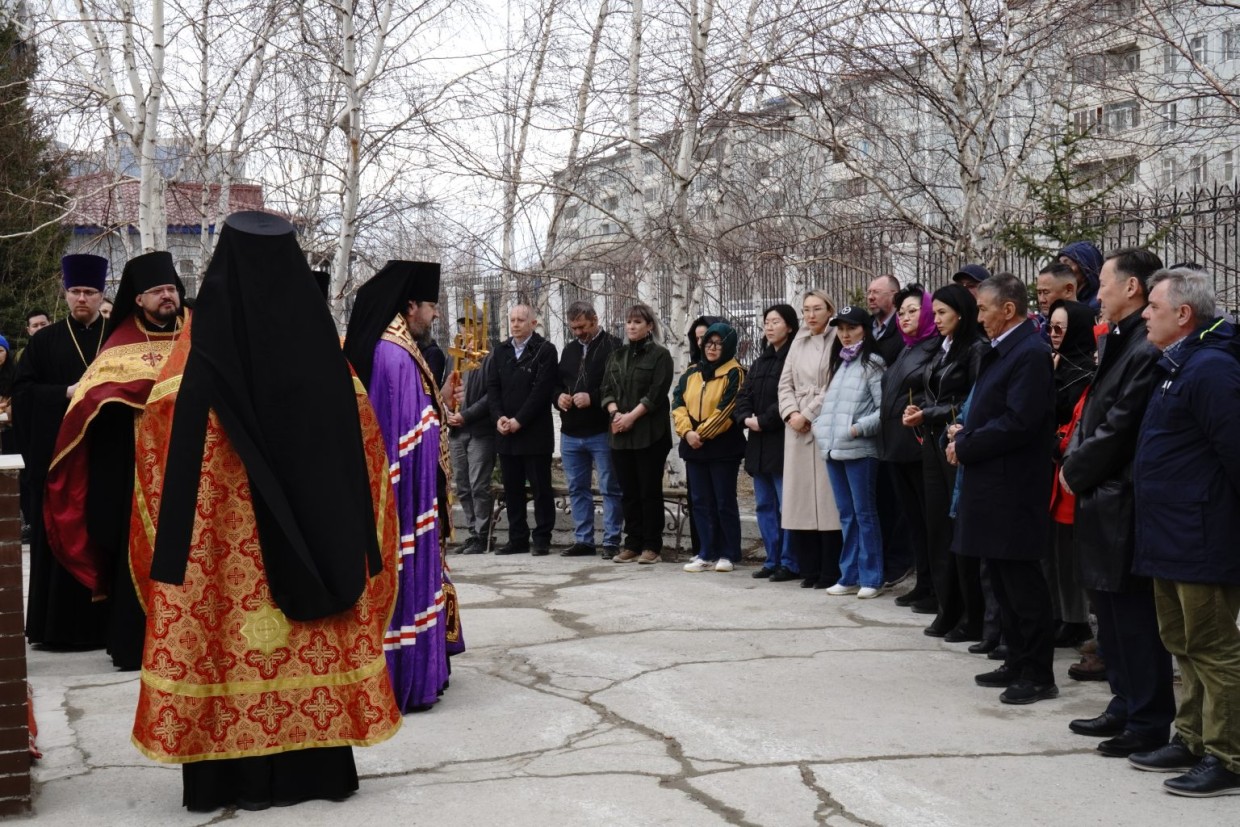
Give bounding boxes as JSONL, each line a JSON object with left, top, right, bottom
{"left": 44, "top": 251, "right": 187, "bottom": 670}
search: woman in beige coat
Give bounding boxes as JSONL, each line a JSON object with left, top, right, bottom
{"left": 778, "top": 289, "right": 843, "bottom": 588}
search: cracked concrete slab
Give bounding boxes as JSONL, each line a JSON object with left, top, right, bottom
{"left": 20, "top": 553, "right": 1210, "bottom": 825}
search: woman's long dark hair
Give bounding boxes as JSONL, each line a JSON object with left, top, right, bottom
{"left": 930, "top": 284, "right": 982, "bottom": 365}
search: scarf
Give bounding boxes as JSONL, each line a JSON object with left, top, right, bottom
{"left": 839, "top": 342, "right": 863, "bottom": 363}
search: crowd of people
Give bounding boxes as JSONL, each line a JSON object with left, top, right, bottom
{"left": 456, "top": 243, "right": 1240, "bottom": 801}
{"left": 4, "top": 222, "right": 1239, "bottom": 807}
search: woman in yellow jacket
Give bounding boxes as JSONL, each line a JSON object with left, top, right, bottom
{"left": 672, "top": 321, "right": 746, "bottom": 572}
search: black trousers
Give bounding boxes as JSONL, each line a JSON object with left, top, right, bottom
{"left": 989, "top": 557, "right": 1056, "bottom": 685}
{"left": 498, "top": 453, "right": 555, "bottom": 549}
{"left": 922, "top": 434, "right": 982, "bottom": 631}
{"left": 612, "top": 443, "right": 671, "bottom": 553}
{"left": 889, "top": 459, "right": 930, "bottom": 593}
{"left": 791, "top": 529, "right": 842, "bottom": 586}
{"left": 1091, "top": 582, "right": 1175, "bottom": 740}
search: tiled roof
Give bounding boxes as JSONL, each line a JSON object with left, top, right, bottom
{"left": 65, "top": 172, "right": 265, "bottom": 228}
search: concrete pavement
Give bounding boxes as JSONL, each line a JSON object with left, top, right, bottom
{"left": 19, "top": 552, "right": 1231, "bottom": 825}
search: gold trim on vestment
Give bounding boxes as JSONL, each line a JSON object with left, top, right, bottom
{"left": 147, "top": 375, "right": 182, "bottom": 405}
{"left": 139, "top": 651, "right": 389, "bottom": 699}
{"left": 130, "top": 717, "right": 402, "bottom": 764}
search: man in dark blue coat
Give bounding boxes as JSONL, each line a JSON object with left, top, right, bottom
{"left": 1128, "top": 268, "right": 1240, "bottom": 797}
{"left": 488, "top": 304, "right": 559, "bottom": 556}
{"left": 950, "top": 273, "right": 1057, "bottom": 705}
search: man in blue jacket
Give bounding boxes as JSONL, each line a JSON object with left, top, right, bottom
{"left": 951, "top": 273, "right": 1057, "bottom": 705}
{"left": 1128, "top": 268, "right": 1240, "bottom": 798}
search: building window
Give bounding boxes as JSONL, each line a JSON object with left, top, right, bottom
{"left": 1189, "top": 35, "right": 1207, "bottom": 65}
{"left": 1225, "top": 149, "right": 1235, "bottom": 183}
{"left": 1164, "top": 43, "right": 1180, "bottom": 73}
{"left": 1191, "top": 154, "right": 1207, "bottom": 185}
{"left": 1225, "top": 28, "right": 1240, "bottom": 62}
{"left": 1161, "top": 157, "right": 1178, "bottom": 188}
{"left": 1106, "top": 45, "right": 1140, "bottom": 76}
{"left": 1072, "top": 107, "right": 1101, "bottom": 135}
{"left": 1160, "top": 101, "right": 1178, "bottom": 131}
{"left": 599, "top": 222, "right": 614, "bottom": 235}
{"left": 604, "top": 195, "right": 619, "bottom": 210}
{"left": 643, "top": 158, "right": 656, "bottom": 176}
{"left": 1103, "top": 100, "right": 1140, "bottom": 133}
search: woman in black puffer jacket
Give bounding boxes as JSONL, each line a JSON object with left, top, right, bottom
{"left": 734, "top": 305, "right": 799, "bottom": 581}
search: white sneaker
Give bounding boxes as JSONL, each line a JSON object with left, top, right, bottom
{"left": 714, "top": 559, "right": 734, "bottom": 573}
{"left": 825, "top": 583, "right": 860, "bottom": 596}
{"left": 683, "top": 557, "right": 711, "bottom": 572}
{"left": 857, "top": 587, "right": 881, "bottom": 600}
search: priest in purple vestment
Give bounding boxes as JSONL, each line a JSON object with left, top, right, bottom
{"left": 344, "top": 260, "right": 465, "bottom": 712}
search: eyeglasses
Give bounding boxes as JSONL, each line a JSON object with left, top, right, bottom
{"left": 1049, "top": 324, "right": 1066, "bottom": 334}
{"left": 67, "top": 288, "right": 100, "bottom": 299}
{"left": 141, "top": 286, "right": 179, "bottom": 297}
{"left": 703, "top": 341, "right": 723, "bottom": 349}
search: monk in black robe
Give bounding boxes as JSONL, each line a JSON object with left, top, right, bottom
{"left": 12, "top": 254, "right": 111, "bottom": 648}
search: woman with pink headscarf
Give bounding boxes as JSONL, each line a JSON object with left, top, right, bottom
{"left": 877, "top": 284, "right": 939, "bottom": 612}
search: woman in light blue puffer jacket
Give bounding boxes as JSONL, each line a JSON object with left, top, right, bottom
{"left": 812, "top": 305, "right": 886, "bottom": 598}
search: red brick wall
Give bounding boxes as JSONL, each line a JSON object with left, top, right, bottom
{"left": 0, "top": 470, "right": 30, "bottom": 814}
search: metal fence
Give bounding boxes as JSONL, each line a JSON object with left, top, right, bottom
{"left": 446, "top": 183, "right": 1240, "bottom": 361}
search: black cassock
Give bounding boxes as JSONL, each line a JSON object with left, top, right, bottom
{"left": 13, "top": 316, "right": 109, "bottom": 648}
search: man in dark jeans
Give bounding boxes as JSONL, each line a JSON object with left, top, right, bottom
{"left": 555, "top": 301, "right": 622, "bottom": 559}
{"left": 488, "top": 304, "right": 558, "bottom": 555}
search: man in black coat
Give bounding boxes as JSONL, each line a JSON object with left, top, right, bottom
{"left": 1059, "top": 248, "right": 1174, "bottom": 757}
{"left": 951, "top": 273, "right": 1057, "bottom": 705}
{"left": 867, "top": 275, "right": 904, "bottom": 366}
{"left": 488, "top": 304, "right": 558, "bottom": 555}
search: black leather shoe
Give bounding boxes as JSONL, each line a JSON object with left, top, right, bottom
{"left": 975, "top": 665, "right": 1018, "bottom": 688}
{"left": 769, "top": 567, "right": 799, "bottom": 582}
{"left": 987, "top": 644, "right": 1010, "bottom": 661}
{"left": 909, "top": 597, "right": 938, "bottom": 614}
{"left": 531, "top": 546, "right": 551, "bottom": 557}
{"left": 1130, "top": 735, "right": 1200, "bottom": 773}
{"left": 968, "top": 639, "right": 1000, "bottom": 655}
{"left": 895, "top": 587, "right": 930, "bottom": 607}
{"left": 944, "top": 626, "right": 982, "bottom": 643}
{"left": 1164, "top": 755, "right": 1240, "bottom": 797}
{"left": 923, "top": 619, "right": 953, "bottom": 638}
{"left": 800, "top": 577, "right": 818, "bottom": 588}
{"left": 1069, "top": 711, "right": 1128, "bottom": 737}
{"left": 1000, "top": 680, "right": 1059, "bottom": 705}
{"left": 752, "top": 568, "right": 774, "bottom": 579}
{"left": 1097, "top": 731, "right": 1167, "bottom": 758}
{"left": 601, "top": 545, "right": 619, "bottom": 560}
{"left": 494, "top": 544, "right": 529, "bottom": 555}
{"left": 462, "top": 539, "right": 486, "bottom": 555}
{"left": 560, "top": 542, "right": 596, "bottom": 557}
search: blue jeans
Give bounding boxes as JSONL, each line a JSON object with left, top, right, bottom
{"left": 826, "top": 457, "right": 883, "bottom": 588}
{"left": 686, "top": 459, "right": 742, "bottom": 562}
{"left": 752, "top": 472, "right": 796, "bottom": 573}
{"left": 560, "top": 431, "right": 623, "bottom": 547}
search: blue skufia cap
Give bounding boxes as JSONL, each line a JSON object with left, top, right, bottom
{"left": 0, "top": 334, "right": 9, "bottom": 351}
{"left": 62, "top": 254, "right": 109, "bottom": 291}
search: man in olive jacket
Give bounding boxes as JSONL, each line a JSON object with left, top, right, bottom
{"left": 1060, "top": 248, "right": 1174, "bottom": 757}
{"left": 487, "top": 305, "right": 559, "bottom": 555}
